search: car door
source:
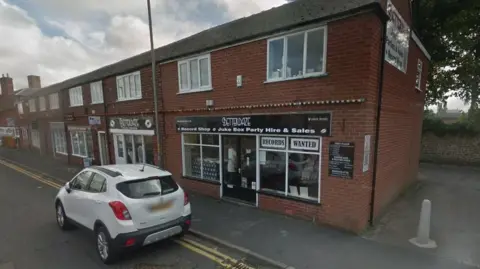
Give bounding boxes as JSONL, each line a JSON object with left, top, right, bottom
{"left": 63, "top": 170, "right": 93, "bottom": 227}
{"left": 83, "top": 172, "right": 108, "bottom": 230}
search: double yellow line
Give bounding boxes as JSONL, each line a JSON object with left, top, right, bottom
{"left": 0, "top": 158, "right": 256, "bottom": 269}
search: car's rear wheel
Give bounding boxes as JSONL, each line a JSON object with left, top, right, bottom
{"left": 96, "top": 226, "right": 118, "bottom": 264}
{"left": 56, "top": 202, "right": 73, "bottom": 230}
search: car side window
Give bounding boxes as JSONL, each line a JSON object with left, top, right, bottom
{"left": 88, "top": 173, "right": 107, "bottom": 193}
{"left": 71, "top": 171, "right": 93, "bottom": 191}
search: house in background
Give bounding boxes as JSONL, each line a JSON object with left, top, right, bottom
{"left": 436, "top": 103, "right": 463, "bottom": 124}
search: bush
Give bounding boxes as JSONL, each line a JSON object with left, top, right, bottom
{"left": 422, "top": 115, "right": 479, "bottom": 137}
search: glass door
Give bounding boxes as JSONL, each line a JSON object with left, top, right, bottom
{"left": 114, "top": 134, "right": 126, "bottom": 164}
{"left": 222, "top": 135, "right": 257, "bottom": 204}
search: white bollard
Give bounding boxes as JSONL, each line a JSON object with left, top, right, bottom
{"left": 409, "top": 199, "right": 437, "bottom": 248}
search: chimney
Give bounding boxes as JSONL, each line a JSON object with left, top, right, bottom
{"left": 0, "top": 73, "right": 14, "bottom": 95}
{"left": 27, "top": 75, "right": 41, "bottom": 88}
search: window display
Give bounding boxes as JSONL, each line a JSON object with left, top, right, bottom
{"left": 182, "top": 134, "right": 220, "bottom": 181}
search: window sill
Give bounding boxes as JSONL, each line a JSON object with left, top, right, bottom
{"left": 55, "top": 151, "right": 68, "bottom": 156}
{"left": 70, "top": 104, "right": 84, "bottom": 108}
{"left": 116, "top": 97, "right": 142, "bottom": 102}
{"left": 264, "top": 73, "right": 328, "bottom": 84}
{"left": 182, "top": 175, "right": 221, "bottom": 185}
{"left": 257, "top": 189, "right": 320, "bottom": 205}
{"left": 90, "top": 102, "right": 104, "bottom": 105}
{"left": 71, "top": 154, "right": 89, "bottom": 159}
{"left": 177, "top": 88, "right": 213, "bottom": 95}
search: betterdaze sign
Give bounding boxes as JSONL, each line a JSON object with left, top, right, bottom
{"left": 110, "top": 117, "right": 154, "bottom": 130}
{"left": 176, "top": 113, "right": 331, "bottom": 136}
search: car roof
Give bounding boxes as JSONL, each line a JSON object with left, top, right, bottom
{"left": 88, "top": 164, "right": 172, "bottom": 181}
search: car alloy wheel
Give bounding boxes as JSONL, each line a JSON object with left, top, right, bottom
{"left": 97, "top": 231, "right": 109, "bottom": 261}
{"left": 56, "top": 205, "right": 65, "bottom": 228}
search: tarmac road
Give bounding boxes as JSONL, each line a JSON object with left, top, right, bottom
{"left": 0, "top": 162, "right": 223, "bottom": 269}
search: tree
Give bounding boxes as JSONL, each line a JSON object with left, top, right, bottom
{"left": 413, "top": 0, "right": 480, "bottom": 109}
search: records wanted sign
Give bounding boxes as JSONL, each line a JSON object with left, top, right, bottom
{"left": 176, "top": 113, "right": 331, "bottom": 136}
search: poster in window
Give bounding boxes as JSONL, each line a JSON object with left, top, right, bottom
{"left": 385, "top": 0, "right": 410, "bottom": 73}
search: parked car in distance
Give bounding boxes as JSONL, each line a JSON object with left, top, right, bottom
{"left": 54, "top": 164, "right": 191, "bottom": 264}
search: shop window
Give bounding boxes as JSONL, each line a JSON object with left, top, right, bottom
{"left": 70, "top": 130, "right": 88, "bottom": 157}
{"left": 267, "top": 27, "right": 326, "bottom": 81}
{"left": 182, "top": 134, "right": 220, "bottom": 181}
{"left": 31, "top": 130, "right": 40, "bottom": 148}
{"left": 259, "top": 136, "right": 321, "bottom": 201}
{"left": 52, "top": 129, "right": 67, "bottom": 154}
{"left": 144, "top": 136, "right": 155, "bottom": 165}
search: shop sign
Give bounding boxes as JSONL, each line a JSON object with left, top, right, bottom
{"left": 64, "top": 113, "right": 75, "bottom": 121}
{"left": 176, "top": 113, "right": 331, "bottom": 136}
{"left": 385, "top": 0, "right": 410, "bottom": 73}
{"left": 328, "top": 141, "right": 355, "bottom": 179}
{"left": 88, "top": 116, "right": 101, "bottom": 126}
{"left": 109, "top": 117, "right": 154, "bottom": 130}
{"left": 261, "top": 137, "right": 286, "bottom": 149}
{"left": 290, "top": 138, "right": 319, "bottom": 151}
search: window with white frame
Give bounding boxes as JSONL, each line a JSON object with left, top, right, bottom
{"left": 70, "top": 130, "right": 88, "bottom": 157}
{"left": 267, "top": 27, "right": 327, "bottom": 81}
{"left": 116, "top": 71, "right": 141, "bottom": 101}
{"left": 182, "top": 134, "right": 220, "bottom": 181}
{"left": 90, "top": 81, "right": 104, "bottom": 104}
{"left": 39, "top": 96, "right": 46, "bottom": 111}
{"left": 31, "top": 130, "right": 40, "bottom": 148}
{"left": 28, "top": 99, "right": 36, "bottom": 112}
{"left": 49, "top": 93, "right": 59, "bottom": 109}
{"left": 17, "top": 103, "right": 24, "bottom": 114}
{"left": 415, "top": 59, "right": 423, "bottom": 90}
{"left": 52, "top": 129, "right": 67, "bottom": 154}
{"left": 178, "top": 54, "right": 212, "bottom": 93}
{"left": 69, "top": 86, "right": 83, "bottom": 107}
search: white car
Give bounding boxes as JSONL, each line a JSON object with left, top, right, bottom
{"left": 54, "top": 164, "right": 192, "bottom": 264}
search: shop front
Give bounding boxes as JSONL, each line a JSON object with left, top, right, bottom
{"left": 176, "top": 112, "right": 331, "bottom": 205}
{"left": 109, "top": 116, "right": 155, "bottom": 165}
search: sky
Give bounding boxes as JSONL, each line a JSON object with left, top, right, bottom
{"left": 0, "top": 0, "right": 467, "bottom": 111}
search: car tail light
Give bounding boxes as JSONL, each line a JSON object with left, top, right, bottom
{"left": 184, "top": 191, "right": 189, "bottom": 205}
{"left": 109, "top": 201, "right": 132, "bottom": 220}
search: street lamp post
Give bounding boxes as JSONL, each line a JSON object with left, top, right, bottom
{"left": 147, "top": 0, "right": 162, "bottom": 168}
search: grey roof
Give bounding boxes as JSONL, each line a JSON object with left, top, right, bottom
{"left": 28, "top": 0, "right": 382, "bottom": 98}
{"left": 15, "top": 88, "right": 38, "bottom": 97}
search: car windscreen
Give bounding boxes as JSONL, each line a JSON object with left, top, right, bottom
{"left": 116, "top": 176, "right": 179, "bottom": 199}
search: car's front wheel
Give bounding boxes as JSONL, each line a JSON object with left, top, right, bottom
{"left": 96, "top": 226, "right": 118, "bottom": 264}
{"left": 56, "top": 202, "right": 73, "bottom": 230}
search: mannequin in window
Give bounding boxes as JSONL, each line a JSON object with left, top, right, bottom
{"left": 127, "top": 148, "right": 133, "bottom": 164}
{"left": 137, "top": 144, "right": 144, "bottom": 163}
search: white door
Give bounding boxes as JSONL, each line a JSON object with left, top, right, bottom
{"left": 64, "top": 171, "right": 93, "bottom": 226}
{"left": 114, "top": 134, "right": 126, "bottom": 164}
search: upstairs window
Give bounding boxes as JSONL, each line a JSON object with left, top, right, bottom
{"left": 39, "top": 96, "right": 46, "bottom": 111}
{"left": 49, "top": 93, "right": 59, "bottom": 109}
{"left": 415, "top": 59, "right": 423, "bottom": 91}
{"left": 116, "top": 71, "right": 141, "bottom": 101}
{"left": 178, "top": 54, "right": 212, "bottom": 93}
{"left": 90, "top": 81, "right": 104, "bottom": 104}
{"left": 267, "top": 27, "right": 327, "bottom": 81}
{"left": 69, "top": 86, "right": 83, "bottom": 107}
{"left": 28, "top": 99, "right": 36, "bottom": 112}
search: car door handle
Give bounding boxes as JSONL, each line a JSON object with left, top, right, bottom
{"left": 95, "top": 200, "right": 102, "bottom": 204}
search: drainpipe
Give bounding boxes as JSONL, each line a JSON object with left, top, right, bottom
{"left": 102, "top": 81, "right": 112, "bottom": 164}
{"left": 369, "top": 17, "right": 388, "bottom": 226}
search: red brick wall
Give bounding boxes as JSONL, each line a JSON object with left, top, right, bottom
{"left": 372, "top": 0, "right": 429, "bottom": 219}
{"left": 160, "top": 13, "right": 385, "bottom": 232}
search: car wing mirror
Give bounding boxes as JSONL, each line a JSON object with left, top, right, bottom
{"left": 65, "top": 182, "right": 72, "bottom": 193}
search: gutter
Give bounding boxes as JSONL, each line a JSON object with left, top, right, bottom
{"left": 369, "top": 14, "right": 388, "bottom": 226}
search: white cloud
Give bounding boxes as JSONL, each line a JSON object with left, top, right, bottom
{"left": 0, "top": 0, "right": 288, "bottom": 89}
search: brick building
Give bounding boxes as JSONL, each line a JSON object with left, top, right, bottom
{"left": 0, "top": 0, "right": 430, "bottom": 232}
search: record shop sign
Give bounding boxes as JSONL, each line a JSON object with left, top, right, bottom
{"left": 176, "top": 113, "right": 331, "bottom": 136}
{"left": 109, "top": 117, "right": 154, "bottom": 130}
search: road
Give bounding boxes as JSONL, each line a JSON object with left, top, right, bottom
{"left": 0, "top": 160, "right": 260, "bottom": 269}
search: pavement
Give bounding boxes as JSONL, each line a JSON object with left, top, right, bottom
{"left": 1, "top": 147, "right": 478, "bottom": 269}
{"left": 365, "top": 163, "right": 480, "bottom": 268}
